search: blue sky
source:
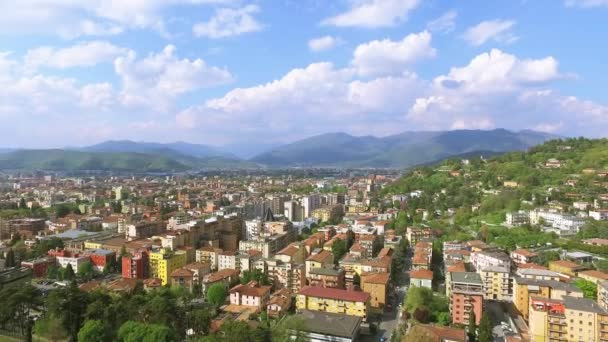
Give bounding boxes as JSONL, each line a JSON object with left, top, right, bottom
{"left": 0, "top": 0, "right": 607, "bottom": 148}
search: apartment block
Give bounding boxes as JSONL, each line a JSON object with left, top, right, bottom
{"left": 297, "top": 286, "right": 370, "bottom": 319}
{"left": 480, "top": 265, "right": 511, "bottom": 301}
{"left": 450, "top": 272, "right": 483, "bottom": 325}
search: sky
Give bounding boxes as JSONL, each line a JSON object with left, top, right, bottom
{"left": 1, "top": 0, "right": 607, "bottom": 149}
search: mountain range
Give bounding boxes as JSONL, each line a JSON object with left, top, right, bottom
{"left": 0, "top": 129, "right": 558, "bottom": 171}
{"left": 251, "top": 129, "right": 558, "bottom": 168}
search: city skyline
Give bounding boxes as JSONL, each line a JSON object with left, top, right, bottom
{"left": 1, "top": 0, "right": 607, "bottom": 147}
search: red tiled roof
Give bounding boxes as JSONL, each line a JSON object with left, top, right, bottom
{"left": 410, "top": 269, "right": 434, "bottom": 280}
{"left": 550, "top": 260, "right": 583, "bottom": 269}
{"left": 447, "top": 262, "right": 466, "bottom": 273}
{"left": 306, "top": 250, "right": 333, "bottom": 263}
{"left": 361, "top": 272, "right": 390, "bottom": 284}
{"left": 579, "top": 270, "right": 608, "bottom": 280}
{"left": 512, "top": 249, "right": 537, "bottom": 257}
{"left": 298, "top": 286, "right": 370, "bottom": 303}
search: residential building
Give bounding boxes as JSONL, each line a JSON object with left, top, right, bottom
{"left": 510, "top": 249, "right": 538, "bottom": 265}
{"left": 149, "top": 249, "right": 187, "bottom": 285}
{"left": 513, "top": 277, "right": 583, "bottom": 319}
{"left": 406, "top": 227, "right": 432, "bottom": 245}
{"left": 516, "top": 268, "right": 562, "bottom": 281}
{"left": 579, "top": 270, "right": 608, "bottom": 284}
{"left": 56, "top": 254, "right": 90, "bottom": 271}
{"left": 85, "top": 249, "right": 116, "bottom": 272}
{"left": 21, "top": 258, "right": 50, "bottom": 278}
{"left": 171, "top": 268, "right": 195, "bottom": 291}
{"left": 410, "top": 269, "right": 433, "bottom": 289}
{"left": 229, "top": 280, "right": 272, "bottom": 311}
{"left": 450, "top": 272, "right": 483, "bottom": 325}
{"left": 479, "top": 265, "right": 511, "bottom": 301}
{"left": 528, "top": 296, "right": 608, "bottom": 342}
{"left": 122, "top": 251, "right": 149, "bottom": 279}
{"left": 297, "top": 286, "right": 370, "bottom": 319}
{"left": 201, "top": 268, "right": 239, "bottom": 296}
{"left": 265, "top": 259, "right": 306, "bottom": 294}
{"left": 470, "top": 250, "right": 511, "bottom": 272}
{"left": 196, "top": 247, "right": 222, "bottom": 271}
{"left": 267, "top": 288, "right": 292, "bottom": 318}
{"left": 308, "top": 267, "right": 345, "bottom": 289}
{"left": 361, "top": 272, "right": 390, "bottom": 310}
{"left": 506, "top": 211, "right": 530, "bottom": 226}
{"left": 548, "top": 260, "right": 586, "bottom": 276}
{"left": 590, "top": 209, "right": 608, "bottom": 221}
{"left": 599, "top": 280, "right": 608, "bottom": 311}
{"left": 407, "top": 325, "right": 466, "bottom": 342}
{"left": 290, "top": 310, "right": 362, "bottom": 342}
{"left": 445, "top": 261, "right": 466, "bottom": 298}
{"left": 305, "top": 249, "right": 334, "bottom": 278}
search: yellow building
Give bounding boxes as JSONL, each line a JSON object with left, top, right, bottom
{"left": 84, "top": 241, "right": 104, "bottom": 249}
{"left": 529, "top": 296, "right": 608, "bottom": 342}
{"left": 149, "top": 249, "right": 187, "bottom": 285}
{"left": 548, "top": 260, "right": 586, "bottom": 276}
{"left": 513, "top": 277, "right": 582, "bottom": 319}
{"left": 479, "top": 266, "right": 511, "bottom": 301}
{"left": 361, "top": 272, "right": 389, "bottom": 311}
{"left": 297, "top": 286, "right": 370, "bottom": 320}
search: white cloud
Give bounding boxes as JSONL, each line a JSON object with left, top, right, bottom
{"left": 406, "top": 49, "right": 575, "bottom": 132}
{"left": 115, "top": 45, "right": 233, "bottom": 109}
{"left": 0, "top": 44, "right": 235, "bottom": 146}
{"left": 462, "top": 19, "right": 517, "bottom": 46}
{"left": 193, "top": 5, "right": 263, "bottom": 39}
{"left": 321, "top": 0, "right": 420, "bottom": 28}
{"left": 176, "top": 62, "right": 424, "bottom": 139}
{"left": 24, "top": 41, "right": 128, "bottom": 72}
{"left": 351, "top": 31, "right": 436, "bottom": 77}
{"left": 565, "top": 0, "right": 608, "bottom": 7}
{"left": 308, "top": 36, "right": 342, "bottom": 52}
{"left": 426, "top": 10, "right": 457, "bottom": 33}
{"left": 0, "top": 0, "right": 234, "bottom": 38}
{"left": 433, "top": 49, "right": 561, "bottom": 94}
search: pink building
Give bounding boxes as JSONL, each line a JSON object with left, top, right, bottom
{"left": 229, "top": 280, "right": 272, "bottom": 310}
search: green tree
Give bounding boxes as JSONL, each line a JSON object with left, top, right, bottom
{"left": 78, "top": 320, "right": 107, "bottom": 342}
{"left": 46, "top": 281, "right": 89, "bottom": 342}
{"left": 574, "top": 279, "right": 598, "bottom": 299}
{"left": 78, "top": 261, "right": 95, "bottom": 280}
{"left": 19, "top": 198, "right": 27, "bottom": 209}
{"left": 240, "top": 269, "right": 271, "bottom": 286}
{"left": 117, "top": 321, "right": 176, "bottom": 342}
{"left": 353, "top": 273, "right": 361, "bottom": 287}
{"left": 5, "top": 248, "right": 16, "bottom": 267}
{"left": 63, "top": 263, "right": 76, "bottom": 281}
{"left": 404, "top": 286, "right": 433, "bottom": 314}
{"left": 331, "top": 238, "right": 347, "bottom": 265}
{"left": 55, "top": 204, "right": 71, "bottom": 218}
{"left": 187, "top": 309, "right": 213, "bottom": 336}
{"left": 478, "top": 313, "right": 493, "bottom": 342}
{"left": 468, "top": 310, "right": 477, "bottom": 342}
{"left": 207, "top": 283, "right": 227, "bottom": 307}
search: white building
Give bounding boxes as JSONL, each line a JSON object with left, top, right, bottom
{"left": 530, "top": 209, "right": 585, "bottom": 234}
{"left": 56, "top": 255, "right": 90, "bottom": 270}
{"left": 590, "top": 209, "right": 608, "bottom": 221}
{"left": 301, "top": 195, "right": 321, "bottom": 218}
{"left": 245, "top": 219, "right": 263, "bottom": 240}
{"left": 506, "top": 211, "right": 530, "bottom": 226}
{"left": 470, "top": 250, "right": 511, "bottom": 272}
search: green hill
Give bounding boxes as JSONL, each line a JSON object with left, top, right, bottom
{"left": 0, "top": 149, "right": 256, "bottom": 172}
{"left": 251, "top": 129, "right": 557, "bottom": 168}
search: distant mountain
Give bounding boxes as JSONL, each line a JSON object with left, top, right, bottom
{"left": 0, "top": 149, "right": 256, "bottom": 172}
{"left": 78, "top": 140, "right": 236, "bottom": 159}
{"left": 250, "top": 129, "right": 558, "bottom": 168}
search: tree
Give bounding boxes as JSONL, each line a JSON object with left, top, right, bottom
{"left": 536, "top": 251, "right": 561, "bottom": 266}
{"left": 10, "top": 232, "right": 21, "bottom": 246}
{"left": 345, "top": 230, "right": 355, "bottom": 250}
{"left": 331, "top": 238, "right": 347, "bottom": 265}
{"left": 216, "top": 321, "right": 269, "bottom": 342}
{"left": 187, "top": 309, "right": 213, "bottom": 336}
{"left": 437, "top": 312, "right": 451, "bottom": 326}
{"left": 468, "top": 310, "right": 477, "bottom": 342}
{"left": 46, "top": 281, "right": 89, "bottom": 342}
{"left": 78, "top": 261, "right": 95, "bottom": 281}
{"left": 207, "top": 283, "right": 227, "bottom": 307}
{"left": 78, "top": 320, "right": 107, "bottom": 342}
{"left": 404, "top": 286, "right": 433, "bottom": 314}
{"left": 117, "top": 321, "right": 176, "bottom": 342}
{"left": 5, "top": 248, "right": 15, "bottom": 267}
{"left": 478, "top": 313, "right": 493, "bottom": 342}
{"left": 240, "top": 269, "right": 271, "bottom": 286}
{"left": 353, "top": 273, "right": 361, "bottom": 287}
{"left": 413, "top": 307, "right": 431, "bottom": 323}
{"left": 574, "top": 279, "right": 598, "bottom": 299}
{"left": 19, "top": 198, "right": 27, "bottom": 209}
{"left": 55, "top": 204, "right": 71, "bottom": 218}
{"left": 63, "top": 263, "right": 76, "bottom": 281}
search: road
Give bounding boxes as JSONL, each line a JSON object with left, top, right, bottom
{"left": 359, "top": 286, "right": 406, "bottom": 342}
